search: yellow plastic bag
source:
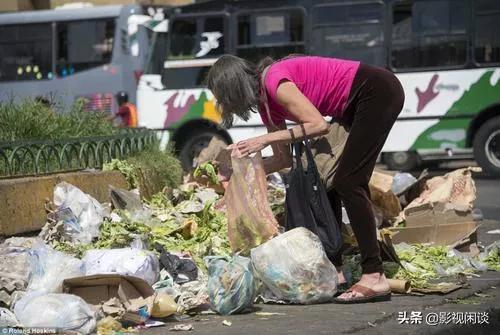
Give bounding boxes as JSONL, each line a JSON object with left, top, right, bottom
{"left": 225, "top": 151, "right": 278, "bottom": 255}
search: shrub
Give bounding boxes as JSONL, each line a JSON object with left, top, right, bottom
{"left": 0, "top": 98, "right": 115, "bottom": 142}
{"left": 104, "top": 148, "right": 183, "bottom": 198}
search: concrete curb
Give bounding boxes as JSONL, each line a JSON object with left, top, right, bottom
{"left": 0, "top": 170, "right": 127, "bottom": 236}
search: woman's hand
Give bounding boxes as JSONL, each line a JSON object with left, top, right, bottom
{"left": 235, "top": 135, "right": 269, "bottom": 156}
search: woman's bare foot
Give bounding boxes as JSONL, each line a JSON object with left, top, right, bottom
{"left": 336, "top": 272, "right": 390, "bottom": 300}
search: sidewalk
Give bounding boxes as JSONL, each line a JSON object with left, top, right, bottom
{"left": 143, "top": 220, "right": 500, "bottom": 335}
{"left": 143, "top": 271, "right": 499, "bottom": 335}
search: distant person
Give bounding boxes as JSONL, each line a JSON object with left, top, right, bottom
{"left": 112, "top": 91, "right": 137, "bottom": 127}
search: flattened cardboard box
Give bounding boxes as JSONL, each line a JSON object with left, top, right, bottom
{"left": 62, "top": 274, "right": 154, "bottom": 308}
{"left": 389, "top": 221, "right": 478, "bottom": 245}
{"left": 403, "top": 202, "right": 474, "bottom": 228}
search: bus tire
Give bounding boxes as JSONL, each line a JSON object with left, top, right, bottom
{"left": 384, "top": 151, "right": 419, "bottom": 171}
{"left": 178, "top": 130, "right": 228, "bottom": 171}
{"left": 473, "top": 116, "right": 500, "bottom": 176}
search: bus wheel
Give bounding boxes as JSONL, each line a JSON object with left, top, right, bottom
{"left": 179, "top": 131, "right": 227, "bottom": 171}
{"left": 473, "top": 116, "right": 500, "bottom": 176}
{"left": 384, "top": 151, "right": 419, "bottom": 171}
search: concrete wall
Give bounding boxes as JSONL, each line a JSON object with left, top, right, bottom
{"left": 0, "top": 170, "right": 128, "bottom": 236}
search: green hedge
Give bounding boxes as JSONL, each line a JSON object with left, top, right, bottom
{"left": 104, "top": 148, "right": 183, "bottom": 198}
{"left": 0, "top": 98, "right": 116, "bottom": 142}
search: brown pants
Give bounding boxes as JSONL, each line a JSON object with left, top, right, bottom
{"left": 328, "top": 64, "right": 404, "bottom": 274}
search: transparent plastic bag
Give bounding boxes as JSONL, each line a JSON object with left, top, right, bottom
{"left": 391, "top": 172, "right": 417, "bottom": 195}
{"left": 14, "top": 292, "right": 96, "bottom": 334}
{"left": 225, "top": 151, "right": 278, "bottom": 255}
{"left": 251, "top": 227, "right": 338, "bottom": 304}
{"left": 27, "top": 242, "right": 84, "bottom": 294}
{"left": 206, "top": 255, "right": 255, "bottom": 315}
{"left": 53, "top": 182, "right": 105, "bottom": 244}
{"left": 109, "top": 186, "right": 143, "bottom": 212}
{"left": 83, "top": 248, "right": 160, "bottom": 285}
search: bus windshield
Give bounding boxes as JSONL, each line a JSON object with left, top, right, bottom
{"left": 0, "top": 4, "right": 164, "bottom": 115}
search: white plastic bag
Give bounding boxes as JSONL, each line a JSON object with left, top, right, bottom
{"left": 54, "top": 182, "right": 105, "bottom": 243}
{"left": 251, "top": 227, "right": 338, "bottom": 304}
{"left": 83, "top": 248, "right": 160, "bottom": 285}
{"left": 14, "top": 292, "right": 96, "bottom": 334}
{"left": 28, "top": 242, "right": 84, "bottom": 294}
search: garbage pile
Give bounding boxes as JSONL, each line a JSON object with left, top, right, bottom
{"left": 359, "top": 167, "right": 499, "bottom": 293}
{"left": 0, "top": 150, "right": 296, "bottom": 333}
{"left": 0, "top": 139, "right": 498, "bottom": 332}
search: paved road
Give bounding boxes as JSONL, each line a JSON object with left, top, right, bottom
{"left": 145, "top": 170, "right": 500, "bottom": 335}
{"left": 474, "top": 174, "right": 500, "bottom": 247}
{"left": 475, "top": 177, "right": 500, "bottom": 223}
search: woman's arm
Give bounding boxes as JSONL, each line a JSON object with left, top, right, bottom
{"left": 268, "top": 81, "right": 330, "bottom": 143}
{"left": 236, "top": 81, "right": 329, "bottom": 156}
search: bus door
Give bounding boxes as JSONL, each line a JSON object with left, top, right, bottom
{"left": 137, "top": 12, "right": 229, "bottom": 168}
{"left": 138, "top": 12, "right": 228, "bottom": 127}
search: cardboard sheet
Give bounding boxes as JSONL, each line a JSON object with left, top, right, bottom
{"left": 389, "top": 221, "right": 478, "bottom": 245}
{"left": 403, "top": 202, "right": 474, "bottom": 227}
{"left": 63, "top": 274, "right": 154, "bottom": 308}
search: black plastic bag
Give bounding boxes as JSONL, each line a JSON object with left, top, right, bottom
{"left": 158, "top": 248, "right": 198, "bottom": 284}
{"left": 283, "top": 141, "right": 343, "bottom": 261}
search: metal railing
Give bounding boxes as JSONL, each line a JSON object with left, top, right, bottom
{"left": 0, "top": 129, "right": 159, "bottom": 178}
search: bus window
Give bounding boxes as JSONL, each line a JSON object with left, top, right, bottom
{"left": 391, "top": 0, "right": 468, "bottom": 70}
{"left": 169, "top": 16, "right": 226, "bottom": 59}
{"left": 204, "top": 17, "right": 225, "bottom": 55}
{"left": 56, "top": 19, "right": 115, "bottom": 76}
{"left": 311, "top": 2, "right": 385, "bottom": 66}
{"left": 163, "top": 15, "right": 226, "bottom": 88}
{"left": 236, "top": 10, "right": 304, "bottom": 63}
{"left": 146, "top": 32, "right": 168, "bottom": 74}
{"left": 0, "top": 24, "right": 52, "bottom": 82}
{"left": 162, "top": 64, "right": 212, "bottom": 89}
{"left": 170, "top": 18, "right": 197, "bottom": 58}
{"left": 475, "top": 0, "right": 500, "bottom": 64}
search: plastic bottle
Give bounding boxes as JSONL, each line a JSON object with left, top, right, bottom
{"left": 151, "top": 293, "right": 183, "bottom": 318}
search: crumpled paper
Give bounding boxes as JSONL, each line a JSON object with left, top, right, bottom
{"left": 0, "top": 307, "right": 19, "bottom": 327}
{"left": 405, "top": 167, "right": 480, "bottom": 212}
{"left": 0, "top": 238, "right": 38, "bottom": 307}
{"left": 153, "top": 271, "right": 209, "bottom": 311}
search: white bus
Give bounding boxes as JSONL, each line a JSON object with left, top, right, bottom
{"left": 138, "top": 0, "right": 500, "bottom": 176}
{"left": 0, "top": 4, "right": 168, "bottom": 114}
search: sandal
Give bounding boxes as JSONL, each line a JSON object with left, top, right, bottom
{"left": 333, "top": 284, "right": 391, "bottom": 304}
{"left": 333, "top": 282, "right": 350, "bottom": 297}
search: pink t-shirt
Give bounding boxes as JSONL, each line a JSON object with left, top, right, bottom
{"left": 259, "top": 56, "right": 360, "bottom": 126}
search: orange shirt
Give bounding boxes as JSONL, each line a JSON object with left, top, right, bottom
{"left": 117, "top": 103, "right": 138, "bottom": 127}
